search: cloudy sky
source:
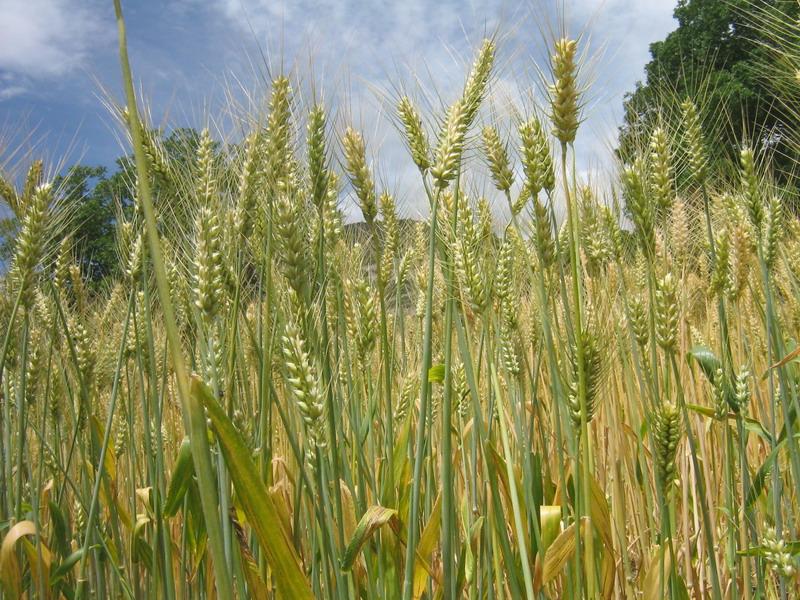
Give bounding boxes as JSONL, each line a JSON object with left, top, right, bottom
{"left": 0, "top": 0, "right": 677, "bottom": 217}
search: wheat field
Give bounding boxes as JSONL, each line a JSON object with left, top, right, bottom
{"left": 0, "top": 1, "right": 799, "bottom": 598}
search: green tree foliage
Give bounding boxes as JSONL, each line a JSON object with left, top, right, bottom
{"left": 58, "top": 165, "right": 129, "bottom": 281}
{"left": 619, "top": 0, "right": 800, "bottom": 180}
{"left": 1, "top": 164, "right": 132, "bottom": 282}
{"left": 0, "top": 127, "right": 205, "bottom": 283}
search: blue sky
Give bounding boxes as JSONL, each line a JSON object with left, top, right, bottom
{"left": 0, "top": 0, "right": 677, "bottom": 217}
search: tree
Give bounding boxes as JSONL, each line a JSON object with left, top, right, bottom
{"left": 619, "top": 0, "right": 800, "bottom": 180}
{"left": 0, "top": 127, "right": 206, "bottom": 284}
{"left": 55, "top": 165, "right": 129, "bottom": 281}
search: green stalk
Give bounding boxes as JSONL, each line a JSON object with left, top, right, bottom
{"left": 723, "top": 423, "right": 738, "bottom": 600}
{"left": 490, "top": 363, "right": 535, "bottom": 599}
{"left": 144, "top": 279, "right": 176, "bottom": 600}
{"left": 111, "top": 1, "right": 232, "bottom": 596}
{"left": 668, "top": 353, "right": 722, "bottom": 600}
{"left": 371, "top": 225, "right": 396, "bottom": 505}
{"left": 440, "top": 185, "right": 459, "bottom": 599}
{"left": 75, "top": 291, "right": 133, "bottom": 598}
{"left": 13, "top": 316, "right": 29, "bottom": 520}
{"left": 0, "top": 286, "right": 24, "bottom": 390}
{"left": 402, "top": 189, "right": 440, "bottom": 600}
{"left": 560, "top": 144, "right": 595, "bottom": 597}
{"left": 315, "top": 216, "right": 346, "bottom": 559}
{"left": 32, "top": 326, "right": 58, "bottom": 600}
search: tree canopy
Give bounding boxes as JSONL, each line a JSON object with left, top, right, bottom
{"left": 619, "top": 0, "right": 800, "bottom": 179}
{"left": 0, "top": 127, "right": 206, "bottom": 285}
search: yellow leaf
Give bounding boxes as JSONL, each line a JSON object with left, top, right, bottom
{"left": 91, "top": 415, "right": 117, "bottom": 481}
{"left": 765, "top": 345, "right": 800, "bottom": 374}
{"left": 267, "top": 481, "right": 295, "bottom": 545}
{"left": 339, "top": 481, "right": 358, "bottom": 545}
{"left": 341, "top": 506, "right": 400, "bottom": 571}
{"left": 413, "top": 493, "right": 442, "bottom": 599}
{"left": 588, "top": 473, "right": 613, "bottom": 551}
{"left": 642, "top": 542, "right": 671, "bottom": 600}
{"left": 539, "top": 505, "right": 562, "bottom": 556}
{"left": 231, "top": 512, "right": 270, "bottom": 600}
{"left": 392, "top": 408, "right": 413, "bottom": 490}
{"left": 601, "top": 548, "right": 616, "bottom": 599}
{"left": 22, "top": 538, "right": 52, "bottom": 598}
{"left": 0, "top": 521, "right": 38, "bottom": 597}
{"left": 192, "top": 376, "right": 314, "bottom": 600}
{"left": 534, "top": 517, "right": 588, "bottom": 593}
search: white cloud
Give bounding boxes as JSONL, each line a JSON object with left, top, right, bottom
{"left": 0, "top": 84, "right": 27, "bottom": 101}
{"left": 0, "top": 0, "right": 109, "bottom": 79}
{"left": 0, "top": 71, "right": 28, "bottom": 100}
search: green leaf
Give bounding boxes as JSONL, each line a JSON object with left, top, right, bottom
{"left": 738, "top": 541, "right": 800, "bottom": 557}
{"left": 51, "top": 549, "right": 85, "bottom": 583}
{"left": 340, "top": 506, "right": 400, "bottom": 572}
{"left": 164, "top": 437, "right": 194, "bottom": 517}
{"left": 428, "top": 363, "right": 445, "bottom": 383}
{"left": 48, "top": 501, "right": 71, "bottom": 560}
{"left": 131, "top": 516, "right": 153, "bottom": 571}
{"left": 742, "top": 416, "right": 773, "bottom": 443}
{"left": 191, "top": 376, "right": 313, "bottom": 600}
{"left": 745, "top": 445, "right": 779, "bottom": 509}
{"left": 686, "top": 403, "right": 715, "bottom": 419}
{"left": 686, "top": 404, "right": 773, "bottom": 443}
{"left": 687, "top": 346, "right": 720, "bottom": 384}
